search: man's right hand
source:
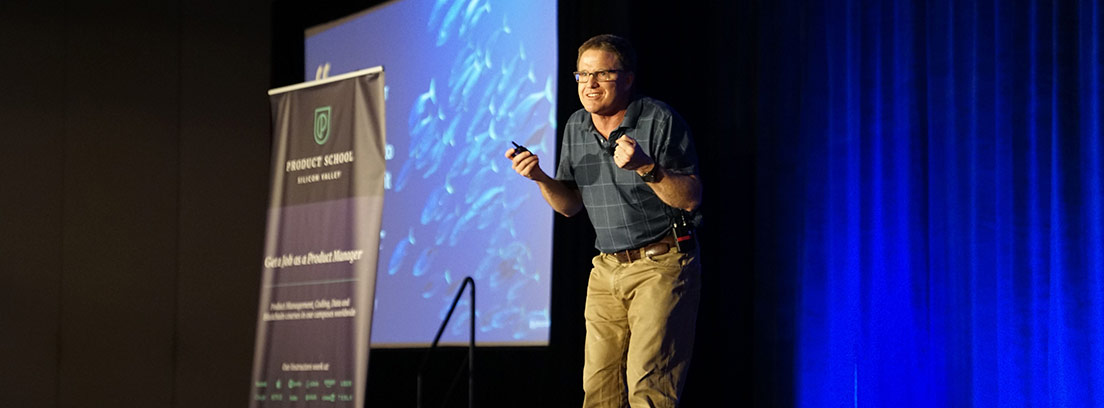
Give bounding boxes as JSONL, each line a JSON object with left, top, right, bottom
{"left": 505, "top": 148, "right": 550, "bottom": 182}
{"left": 504, "top": 147, "right": 583, "bottom": 217}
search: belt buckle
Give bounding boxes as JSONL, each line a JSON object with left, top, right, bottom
{"left": 645, "top": 240, "right": 674, "bottom": 258}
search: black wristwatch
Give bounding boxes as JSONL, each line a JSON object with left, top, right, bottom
{"left": 639, "top": 164, "right": 661, "bottom": 183}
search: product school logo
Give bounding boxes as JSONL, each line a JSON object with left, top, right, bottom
{"left": 314, "top": 106, "right": 332, "bottom": 145}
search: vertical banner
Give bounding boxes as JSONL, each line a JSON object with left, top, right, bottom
{"left": 251, "top": 67, "right": 386, "bottom": 406}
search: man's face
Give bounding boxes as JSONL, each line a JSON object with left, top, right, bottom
{"left": 577, "top": 49, "right": 633, "bottom": 116}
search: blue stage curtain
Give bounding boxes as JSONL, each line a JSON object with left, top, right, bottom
{"left": 759, "top": 0, "right": 1102, "bottom": 406}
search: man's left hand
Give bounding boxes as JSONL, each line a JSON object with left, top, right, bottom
{"left": 613, "top": 136, "right": 653, "bottom": 171}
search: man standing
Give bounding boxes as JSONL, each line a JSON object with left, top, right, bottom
{"left": 505, "top": 34, "right": 702, "bottom": 408}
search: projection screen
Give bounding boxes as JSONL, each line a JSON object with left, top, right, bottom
{"left": 305, "top": 0, "right": 557, "bottom": 347}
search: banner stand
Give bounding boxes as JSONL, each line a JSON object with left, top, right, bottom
{"left": 250, "top": 66, "right": 386, "bottom": 407}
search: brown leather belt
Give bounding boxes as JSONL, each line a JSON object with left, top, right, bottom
{"left": 607, "top": 234, "right": 677, "bottom": 263}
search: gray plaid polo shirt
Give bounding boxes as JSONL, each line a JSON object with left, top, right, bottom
{"left": 555, "top": 96, "right": 699, "bottom": 253}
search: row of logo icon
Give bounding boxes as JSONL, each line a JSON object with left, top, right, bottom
{"left": 254, "top": 393, "right": 354, "bottom": 402}
{"left": 255, "top": 379, "right": 354, "bottom": 389}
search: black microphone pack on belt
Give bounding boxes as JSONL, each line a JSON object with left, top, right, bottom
{"left": 671, "top": 212, "right": 696, "bottom": 253}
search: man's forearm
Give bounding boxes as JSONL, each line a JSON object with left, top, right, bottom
{"left": 638, "top": 164, "right": 701, "bottom": 212}
{"left": 535, "top": 177, "right": 583, "bottom": 217}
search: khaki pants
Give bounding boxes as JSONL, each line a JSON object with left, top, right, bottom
{"left": 582, "top": 248, "right": 701, "bottom": 408}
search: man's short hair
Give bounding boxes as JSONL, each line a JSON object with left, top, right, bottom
{"left": 577, "top": 34, "right": 637, "bottom": 73}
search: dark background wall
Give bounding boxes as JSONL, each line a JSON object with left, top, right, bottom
{"left": 1, "top": 1, "right": 765, "bottom": 407}
{"left": 1, "top": 1, "right": 271, "bottom": 407}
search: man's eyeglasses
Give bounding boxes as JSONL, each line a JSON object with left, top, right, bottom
{"left": 573, "top": 69, "right": 624, "bottom": 83}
